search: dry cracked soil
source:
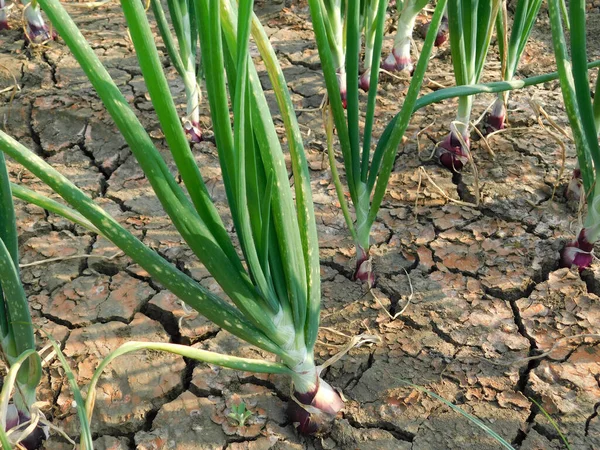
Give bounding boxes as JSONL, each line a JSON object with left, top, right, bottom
{"left": 0, "top": 0, "right": 599, "bottom": 449}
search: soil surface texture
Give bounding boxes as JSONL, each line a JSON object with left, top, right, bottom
{"left": 0, "top": 0, "right": 599, "bottom": 449}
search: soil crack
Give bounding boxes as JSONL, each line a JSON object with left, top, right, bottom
{"left": 41, "top": 50, "right": 58, "bottom": 86}
{"left": 76, "top": 122, "right": 111, "bottom": 196}
{"left": 343, "top": 349, "right": 376, "bottom": 391}
{"left": 344, "top": 415, "right": 415, "bottom": 442}
{"left": 584, "top": 374, "right": 600, "bottom": 436}
{"left": 503, "top": 293, "right": 543, "bottom": 447}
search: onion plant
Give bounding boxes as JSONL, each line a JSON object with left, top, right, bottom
{"left": 381, "top": 2, "right": 448, "bottom": 78}
{"left": 437, "top": 0, "right": 499, "bottom": 172}
{"left": 0, "top": 0, "right": 54, "bottom": 41}
{"left": 309, "top": 0, "right": 447, "bottom": 285}
{"left": 23, "top": 0, "right": 54, "bottom": 42}
{"left": 0, "top": 0, "right": 345, "bottom": 435}
{"left": 0, "top": 153, "right": 47, "bottom": 449}
{"left": 482, "top": 0, "right": 542, "bottom": 133}
{"left": 150, "top": 0, "right": 203, "bottom": 142}
{"left": 548, "top": 0, "right": 600, "bottom": 269}
{"left": 380, "top": 0, "right": 428, "bottom": 75}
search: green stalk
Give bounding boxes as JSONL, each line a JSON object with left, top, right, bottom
{"left": 308, "top": 0, "right": 446, "bottom": 283}
{"left": 308, "top": 0, "right": 358, "bottom": 204}
{"left": 354, "top": 181, "right": 371, "bottom": 252}
{"left": 455, "top": 95, "right": 473, "bottom": 137}
{"left": 37, "top": 0, "right": 247, "bottom": 279}
{"left": 152, "top": 0, "right": 202, "bottom": 138}
{"left": 120, "top": 0, "right": 286, "bottom": 333}
{"left": 448, "top": 0, "right": 467, "bottom": 86}
{"left": 474, "top": 1, "right": 498, "bottom": 83}
{"left": 10, "top": 183, "right": 98, "bottom": 234}
{"left": 446, "top": 0, "right": 474, "bottom": 140}
{"left": 0, "top": 155, "right": 40, "bottom": 411}
{"left": 325, "top": 106, "right": 358, "bottom": 243}
{"left": 0, "top": 152, "right": 17, "bottom": 268}
{"left": 321, "top": 0, "right": 347, "bottom": 106}
{"left": 40, "top": 331, "right": 94, "bottom": 450}
{"left": 248, "top": 9, "right": 321, "bottom": 348}
{"left": 361, "top": 0, "right": 389, "bottom": 180}
{"left": 228, "top": 0, "right": 279, "bottom": 310}
{"left": 218, "top": 0, "right": 308, "bottom": 337}
{"left": 569, "top": 0, "right": 600, "bottom": 173}
{"left": 490, "top": 0, "right": 542, "bottom": 132}
{"left": 121, "top": 0, "right": 244, "bottom": 265}
{"left": 345, "top": 0, "right": 361, "bottom": 190}
{"left": 0, "top": 349, "right": 40, "bottom": 429}
{"left": 361, "top": 0, "right": 380, "bottom": 79}
{"left": 0, "top": 130, "right": 283, "bottom": 357}
{"left": 323, "top": 0, "right": 346, "bottom": 79}
{"left": 464, "top": 0, "right": 478, "bottom": 80}
{"left": 150, "top": 0, "right": 186, "bottom": 77}
{"left": 0, "top": 152, "right": 11, "bottom": 363}
{"left": 509, "top": 0, "right": 543, "bottom": 79}
{"left": 85, "top": 341, "right": 293, "bottom": 422}
{"left": 547, "top": 0, "right": 594, "bottom": 194}
{"left": 4, "top": 0, "right": 343, "bottom": 435}
{"left": 0, "top": 426, "right": 10, "bottom": 449}
{"left": 0, "top": 237, "right": 41, "bottom": 408}
{"left": 560, "top": 0, "right": 570, "bottom": 31}
{"left": 166, "top": 0, "right": 201, "bottom": 132}
{"left": 496, "top": 2, "right": 507, "bottom": 81}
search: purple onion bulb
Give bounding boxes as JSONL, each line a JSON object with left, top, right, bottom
{"left": 437, "top": 131, "right": 469, "bottom": 172}
{"left": 184, "top": 120, "right": 202, "bottom": 143}
{"left": 5, "top": 404, "right": 48, "bottom": 450}
{"left": 287, "top": 378, "right": 344, "bottom": 435}
{"left": 560, "top": 228, "right": 595, "bottom": 270}
{"left": 353, "top": 245, "right": 375, "bottom": 287}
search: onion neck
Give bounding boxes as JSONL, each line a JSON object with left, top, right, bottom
{"left": 353, "top": 183, "right": 374, "bottom": 285}
{"left": 454, "top": 95, "right": 473, "bottom": 138}
{"left": 583, "top": 180, "right": 600, "bottom": 239}
{"left": 290, "top": 352, "right": 319, "bottom": 394}
{"left": 394, "top": 1, "right": 420, "bottom": 50}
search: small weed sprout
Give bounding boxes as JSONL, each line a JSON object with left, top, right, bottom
{"left": 227, "top": 402, "right": 254, "bottom": 428}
